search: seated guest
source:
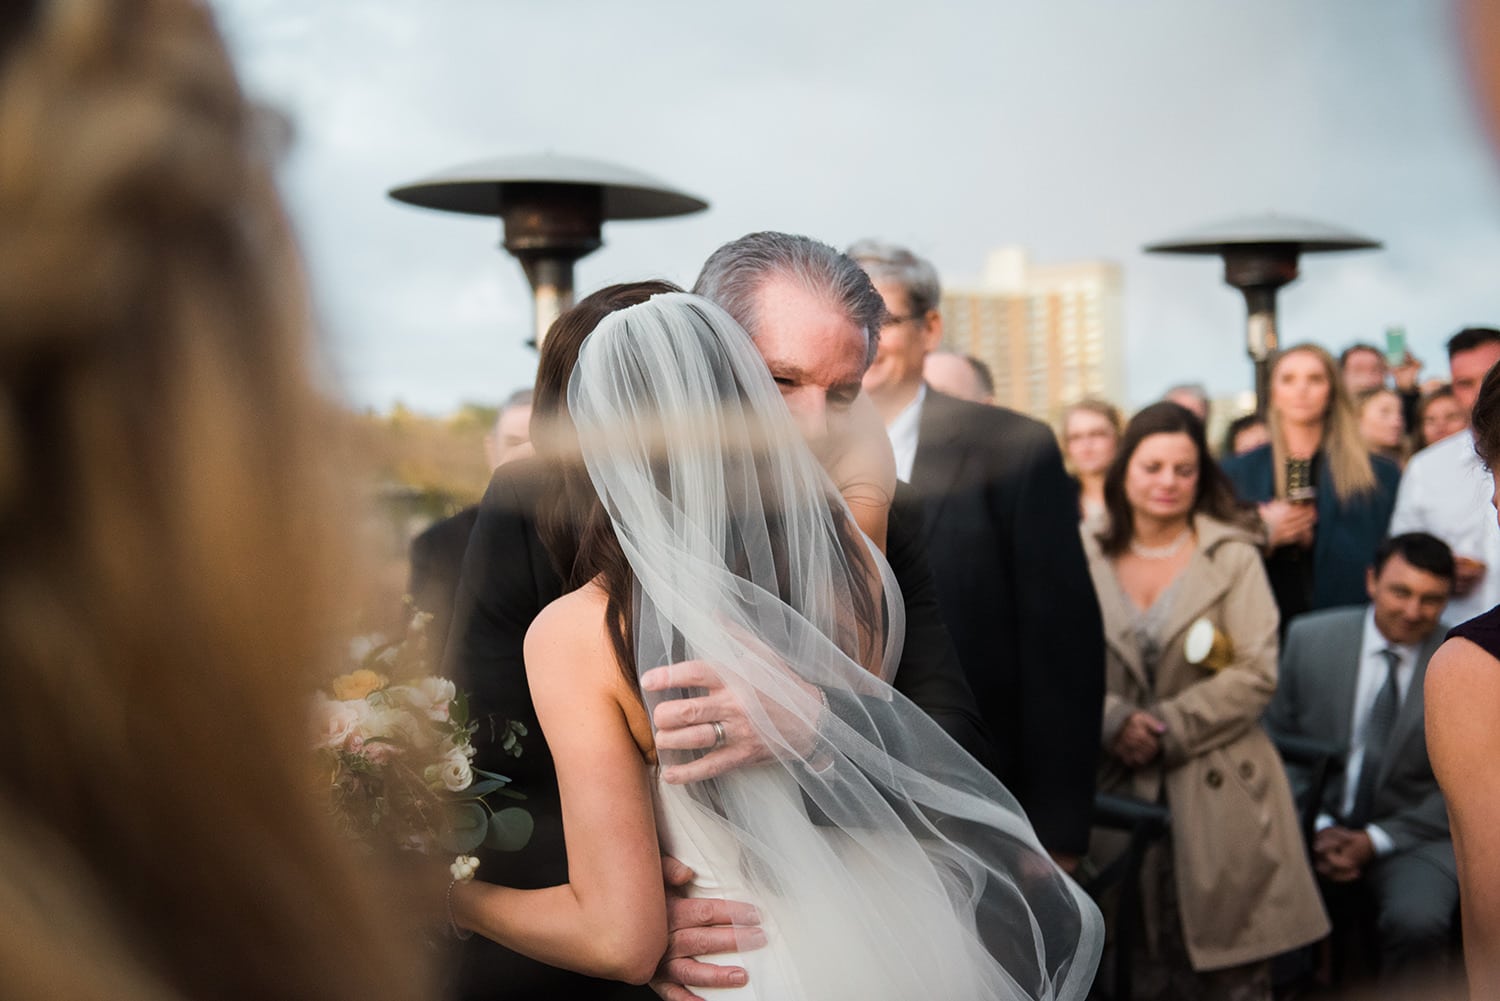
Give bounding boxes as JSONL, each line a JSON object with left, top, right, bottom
{"left": 411, "top": 388, "right": 531, "bottom": 657}
{"left": 1357, "top": 386, "right": 1409, "bottom": 468}
{"left": 1083, "top": 403, "right": 1327, "bottom": 998}
{"left": 1222, "top": 344, "right": 1401, "bottom": 631}
{"left": 1415, "top": 385, "right": 1466, "bottom": 451}
{"left": 1427, "top": 359, "right": 1500, "bottom": 1001}
{"left": 1266, "top": 533, "right": 1459, "bottom": 981}
{"left": 922, "top": 350, "right": 994, "bottom": 405}
{"left": 1223, "top": 412, "right": 1270, "bottom": 457}
{"left": 1061, "top": 398, "right": 1122, "bottom": 523}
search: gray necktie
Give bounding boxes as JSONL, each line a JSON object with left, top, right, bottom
{"left": 1348, "top": 647, "right": 1402, "bottom": 827}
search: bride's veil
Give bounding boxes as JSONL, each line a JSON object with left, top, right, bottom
{"left": 568, "top": 292, "right": 1103, "bottom": 1000}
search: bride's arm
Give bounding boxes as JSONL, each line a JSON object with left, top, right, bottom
{"left": 452, "top": 591, "right": 667, "bottom": 985}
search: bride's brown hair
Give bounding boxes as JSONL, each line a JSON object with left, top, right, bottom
{"left": 532, "top": 285, "right": 883, "bottom": 685}
{"left": 0, "top": 2, "right": 431, "bottom": 998}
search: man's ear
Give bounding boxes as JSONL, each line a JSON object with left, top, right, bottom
{"left": 922, "top": 310, "right": 944, "bottom": 353}
{"left": 1365, "top": 566, "right": 1379, "bottom": 602}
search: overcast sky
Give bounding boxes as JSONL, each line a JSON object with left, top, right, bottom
{"left": 213, "top": 0, "right": 1500, "bottom": 414}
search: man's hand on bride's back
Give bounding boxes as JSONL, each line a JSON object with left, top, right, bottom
{"left": 651, "top": 856, "right": 765, "bottom": 1001}
{"left": 640, "top": 659, "right": 822, "bottom": 784}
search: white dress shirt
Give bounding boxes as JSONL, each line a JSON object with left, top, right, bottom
{"left": 1390, "top": 428, "right": 1500, "bottom": 624}
{"left": 1316, "top": 607, "right": 1418, "bottom": 856}
{"left": 885, "top": 384, "right": 928, "bottom": 484}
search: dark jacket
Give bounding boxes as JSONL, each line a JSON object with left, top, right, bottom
{"left": 908, "top": 388, "right": 1106, "bottom": 855}
{"left": 443, "top": 455, "right": 993, "bottom": 1001}
{"left": 1220, "top": 445, "right": 1401, "bottom": 611}
{"left": 408, "top": 504, "right": 481, "bottom": 658}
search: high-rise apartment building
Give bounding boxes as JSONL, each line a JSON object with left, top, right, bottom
{"left": 940, "top": 247, "right": 1125, "bottom": 421}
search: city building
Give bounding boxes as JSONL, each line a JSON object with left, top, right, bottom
{"left": 940, "top": 247, "right": 1125, "bottom": 421}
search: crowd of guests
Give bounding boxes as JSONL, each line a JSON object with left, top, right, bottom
{"left": 1053, "top": 327, "right": 1500, "bottom": 997}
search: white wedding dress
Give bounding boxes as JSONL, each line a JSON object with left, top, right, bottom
{"left": 572, "top": 293, "right": 1102, "bottom": 1001}
{"left": 655, "top": 774, "right": 1058, "bottom": 1000}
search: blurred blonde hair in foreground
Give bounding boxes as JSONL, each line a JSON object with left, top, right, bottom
{"left": 0, "top": 1, "right": 432, "bottom": 999}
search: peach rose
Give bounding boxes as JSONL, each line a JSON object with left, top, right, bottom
{"left": 330, "top": 669, "right": 388, "bottom": 701}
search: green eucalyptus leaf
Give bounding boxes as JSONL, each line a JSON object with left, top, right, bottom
{"left": 439, "top": 802, "right": 488, "bottom": 853}
{"left": 483, "top": 807, "right": 534, "bottom": 852}
{"left": 466, "top": 778, "right": 507, "bottom": 799}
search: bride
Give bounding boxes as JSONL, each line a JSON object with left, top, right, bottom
{"left": 450, "top": 291, "right": 1102, "bottom": 999}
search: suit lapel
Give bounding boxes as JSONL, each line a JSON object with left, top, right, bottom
{"left": 1317, "top": 610, "right": 1366, "bottom": 752}
{"left": 908, "top": 388, "right": 971, "bottom": 545}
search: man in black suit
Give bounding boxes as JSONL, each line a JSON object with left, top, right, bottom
{"left": 847, "top": 240, "right": 1104, "bottom": 870}
{"left": 408, "top": 388, "right": 532, "bottom": 655}
{"left": 448, "top": 238, "right": 993, "bottom": 1001}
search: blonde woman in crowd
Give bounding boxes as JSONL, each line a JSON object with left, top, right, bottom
{"left": 1061, "top": 399, "right": 1123, "bottom": 524}
{"left": 0, "top": 2, "right": 433, "bottom": 999}
{"left": 1221, "top": 344, "right": 1401, "bottom": 630}
{"left": 1083, "top": 402, "right": 1327, "bottom": 1000}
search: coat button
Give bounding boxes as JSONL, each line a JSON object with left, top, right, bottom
{"left": 1206, "top": 769, "right": 1223, "bottom": 789}
{"left": 1240, "top": 761, "right": 1255, "bottom": 780}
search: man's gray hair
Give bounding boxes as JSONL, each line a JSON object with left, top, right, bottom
{"left": 846, "top": 239, "right": 942, "bottom": 318}
{"left": 693, "top": 231, "right": 887, "bottom": 366}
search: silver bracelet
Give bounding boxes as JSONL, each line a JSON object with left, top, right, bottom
{"left": 446, "top": 879, "right": 474, "bottom": 941}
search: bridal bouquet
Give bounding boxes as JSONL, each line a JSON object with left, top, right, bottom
{"left": 313, "top": 609, "right": 532, "bottom": 869}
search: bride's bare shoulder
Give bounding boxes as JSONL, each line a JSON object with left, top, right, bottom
{"left": 524, "top": 582, "right": 613, "bottom": 681}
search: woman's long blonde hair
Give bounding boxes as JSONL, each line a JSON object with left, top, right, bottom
{"left": 0, "top": 2, "right": 431, "bottom": 999}
{"left": 1267, "top": 343, "right": 1378, "bottom": 502}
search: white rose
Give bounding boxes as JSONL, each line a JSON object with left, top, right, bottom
{"left": 440, "top": 747, "right": 473, "bottom": 792}
{"left": 313, "top": 695, "right": 360, "bottom": 750}
{"left": 405, "top": 676, "right": 458, "bottom": 722}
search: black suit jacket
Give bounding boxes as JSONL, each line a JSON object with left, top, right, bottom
{"left": 908, "top": 388, "right": 1105, "bottom": 854}
{"left": 443, "top": 455, "right": 992, "bottom": 1001}
{"left": 408, "top": 504, "right": 480, "bottom": 659}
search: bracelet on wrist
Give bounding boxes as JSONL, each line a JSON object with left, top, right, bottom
{"left": 446, "top": 855, "right": 479, "bottom": 941}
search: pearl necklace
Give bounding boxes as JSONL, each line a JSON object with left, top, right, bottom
{"left": 1129, "top": 528, "right": 1191, "bottom": 560}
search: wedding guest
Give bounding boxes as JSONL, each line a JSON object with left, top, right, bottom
{"left": 1083, "top": 403, "right": 1328, "bottom": 999}
{"left": 923, "top": 350, "right": 995, "bottom": 405}
{"left": 1223, "top": 413, "right": 1270, "bottom": 457}
{"left": 1342, "top": 342, "right": 1423, "bottom": 429}
{"left": 1357, "top": 386, "right": 1409, "bottom": 467}
{"left": 1221, "top": 344, "right": 1401, "bottom": 630}
{"left": 1390, "top": 328, "right": 1500, "bottom": 625}
{"left": 409, "top": 388, "right": 533, "bottom": 655}
{"left": 1427, "top": 361, "right": 1500, "bottom": 1001}
{"left": 0, "top": 2, "right": 431, "bottom": 999}
{"left": 1268, "top": 533, "right": 1458, "bottom": 986}
{"left": 1163, "top": 382, "right": 1210, "bottom": 422}
{"left": 1415, "top": 385, "right": 1466, "bottom": 451}
{"left": 849, "top": 238, "right": 1104, "bottom": 870}
{"left": 1062, "top": 398, "right": 1123, "bottom": 523}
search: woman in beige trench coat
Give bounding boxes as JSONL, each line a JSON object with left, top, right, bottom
{"left": 1083, "top": 403, "right": 1328, "bottom": 999}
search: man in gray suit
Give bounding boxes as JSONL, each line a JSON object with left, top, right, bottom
{"left": 1266, "top": 532, "right": 1460, "bottom": 977}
